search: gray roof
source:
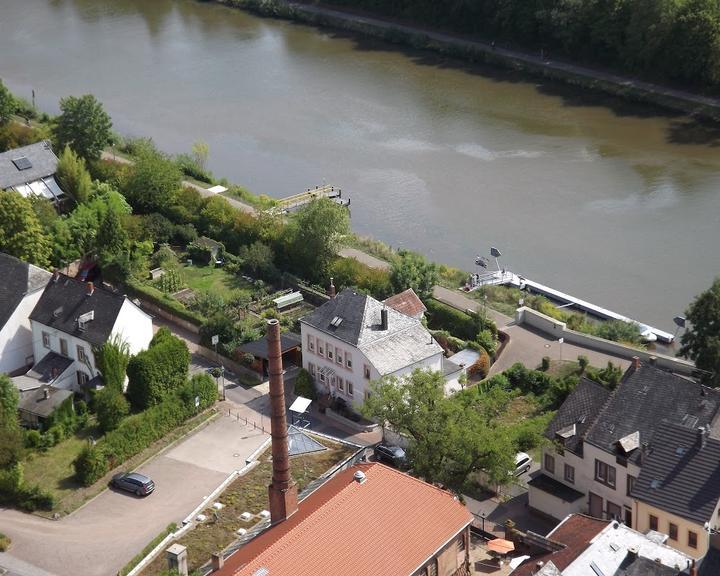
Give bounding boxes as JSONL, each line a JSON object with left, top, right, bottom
{"left": 583, "top": 364, "right": 720, "bottom": 465}
{"left": 18, "top": 385, "right": 73, "bottom": 418}
{"left": 301, "top": 288, "right": 442, "bottom": 376}
{"left": 0, "top": 141, "right": 58, "bottom": 189}
{"left": 527, "top": 474, "right": 585, "bottom": 503}
{"left": 237, "top": 333, "right": 301, "bottom": 360}
{"left": 545, "top": 377, "right": 611, "bottom": 456}
{"left": 30, "top": 275, "right": 126, "bottom": 347}
{"left": 0, "top": 252, "right": 51, "bottom": 332}
{"left": 632, "top": 421, "right": 720, "bottom": 524}
{"left": 12, "top": 352, "right": 75, "bottom": 391}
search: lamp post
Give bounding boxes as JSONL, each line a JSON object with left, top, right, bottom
{"left": 490, "top": 247, "right": 502, "bottom": 272}
{"left": 673, "top": 315, "right": 686, "bottom": 344}
{"left": 481, "top": 512, "right": 486, "bottom": 531}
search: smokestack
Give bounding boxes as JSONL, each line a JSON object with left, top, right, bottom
{"left": 328, "top": 278, "right": 336, "bottom": 299}
{"left": 86, "top": 282, "right": 94, "bottom": 296}
{"left": 381, "top": 308, "right": 388, "bottom": 331}
{"left": 266, "top": 319, "right": 298, "bottom": 525}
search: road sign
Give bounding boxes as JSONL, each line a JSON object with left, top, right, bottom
{"left": 195, "top": 396, "right": 200, "bottom": 408}
{"left": 211, "top": 335, "right": 219, "bottom": 346}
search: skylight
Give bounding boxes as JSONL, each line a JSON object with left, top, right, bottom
{"left": 330, "top": 316, "right": 343, "bottom": 328}
{"left": 12, "top": 156, "right": 32, "bottom": 171}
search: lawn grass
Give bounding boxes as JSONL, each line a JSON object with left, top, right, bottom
{"left": 141, "top": 438, "right": 358, "bottom": 575}
{"left": 182, "top": 264, "right": 253, "bottom": 301}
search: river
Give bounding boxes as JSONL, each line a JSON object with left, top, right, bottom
{"left": 2, "top": 0, "right": 720, "bottom": 332}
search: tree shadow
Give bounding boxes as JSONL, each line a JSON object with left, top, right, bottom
{"left": 667, "top": 118, "right": 720, "bottom": 147}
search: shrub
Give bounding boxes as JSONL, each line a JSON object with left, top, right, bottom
{"left": 24, "top": 429, "right": 42, "bottom": 449}
{"left": 468, "top": 349, "right": 491, "bottom": 380}
{"left": 475, "top": 329, "right": 497, "bottom": 356}
{"left": 0, "top": 532, "right": 10, "bottom": 552}
{"left": 294, "top": 369, "right": 316, "bottom": 400}
{"left": 541, "top": 356, "right": 551, "bottom": 371}
{"left": 155, "top": 268, "right": 184, "bottom": 294}
{"left": 240, "top": 353, "right": 255, "bottom": 367}
{"left": 578, "top": 355, "right": 589, "bottom": 372}
{"left": 95, "top": 388, "right": 130, "bottom": 433}
{"left": 74, "top": 446, "right": 109, "bottom": 487}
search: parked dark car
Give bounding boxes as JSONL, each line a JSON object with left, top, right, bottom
{"left": 374, "top": 444, "right": 407, "bottom": 468}
{"left": 111, "top": 472, "right": 155, "bottom": 496}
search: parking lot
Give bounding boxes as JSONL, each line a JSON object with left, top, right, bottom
{"left": 0, "top": 415, "right": 268, "bottom": 576}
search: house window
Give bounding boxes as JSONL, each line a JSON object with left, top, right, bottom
{"left": 42, "top": 331, "right": 51, "bottom": 349}
{"left": 319, "top": 371, "right": 326, "bottom": 383}
{"left": 688, "top": 530, "right": 698, "bottom": 549}
{"left": 595, "top": 459, "right": 616, "bottom": 488}
{"left": 308, "top": 363, "right": 315, "bottom": 377}
{"left": 564, "top": 464, "right": 575, "bottom": 484}
{"left": 544, "top": 453, "right": 555, "bottom": 474}
{"left": 336, "top": 348, "right": 343, "bottom": 365}
{"left": 330, "top": 375, "right": 336, "bottom": 388}
{"left": 77, "top": 345, "right": 89, "bottom": 365}
{"left": 318, "top": 340, "right": 324, "bottom": 356}
{"left": 668, "top": 522, "right": 678, "bottom": 541}
{"left": 307, "top": 335, "right": 315, "bottom": 352}
{"left": 60, "top": 339, "right": 68, "bottom": 357}
{"left": 337, "top": 377, "right": 344, "bottom": 392}
{"left": 346, "top": 354, "right": 352, "bottom": 370}
{"left": 649, "top": 514, "right": 658, "bottom": 531}
{"left": 606, "top": 501, "right": 621, "bottom": 521}
{"left": 364, "top": 390, "right": 372, "bottom": 402}
{"left": 426, "top": 561, "right": 437, "bottom": 576}
{"left": 364, "top": 364, "right": 371, "bottom": 379}
{"left": 626, "top": 475, "right": 636, "bottom": 497}
{"left": 327, "top": 348, "right": 333, "bottom": 360}
{"left": 77, "top": 371, "right": 89, "bottom": 386}
{"left": 347, "top": 381, "right": 354, "bottom": 397}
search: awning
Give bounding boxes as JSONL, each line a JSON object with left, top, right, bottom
{"left": 487, "top": 538, "right": 515, "bottom": 555}
{"left": 289, "top": 396, "right": 312, "bottom": 414}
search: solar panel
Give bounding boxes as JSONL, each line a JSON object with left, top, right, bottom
{"left": 12, "top": 157, "right": 32, "bottom": 171}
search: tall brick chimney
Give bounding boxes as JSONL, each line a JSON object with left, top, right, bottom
{"left": 267, "top": 319, "right": 298, "bottom": 525}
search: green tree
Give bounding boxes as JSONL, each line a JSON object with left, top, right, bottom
{"left": 95, "top": 208, "right": 129, "bottom": 268}
{"left": 239, "top": 241, "right": 278, "bottom": 281}
{"left": 284, "top": 198, "right": 350, "bottom": 283}
{"left": 0, "top": 79, "right": 14, "bottom": 125}
{"left": 94, "top": 335, "right": 131, "bottom": 392}
{"left": 0, "top": 375, "right": 19, "bottom": 427}
{"left": 54, "top": 94, "right": 113, "bottom": 160}
{"left": 192, "top": 140, "right": 209, "bottom": 171}
{"left": 94, "top": 388, "right": 129, "bottom": 433}
{"left": 55, "top": 146, "right": 93, "bottom": 204}
{"left": 0, "top": 375, "right": 23, "bottom": 467}
{"left": 122, "top": 141, "right": 182, "bottom": 214}
{"left": 680, "top": 278, "right": 720, "bottom": 386}
{"left": 0, "top": 191, "right": 51, "bottom": 267}
{"left": 389, "top": 250, "right": 439, "bottom": 299}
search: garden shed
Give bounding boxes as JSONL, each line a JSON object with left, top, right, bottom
{"left": 236, "top": 332, "right": 302, "bottom": 377}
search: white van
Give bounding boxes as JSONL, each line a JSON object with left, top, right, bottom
{"left": 514, "top": 452, "right": 533, "bottom": 475}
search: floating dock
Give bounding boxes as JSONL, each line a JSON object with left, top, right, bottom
{"left": 469, "top": 270, "right": 675, "bottom": 343}
{"left": 270, "top": 184, "right": 350, "bottom": 214}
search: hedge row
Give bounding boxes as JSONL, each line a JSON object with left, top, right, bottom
{"left": 125, "top": 279, "right": 205, "bottom": 326}
{"left": 0, "top": 463, "right": 54, "bottom": 512}
{"left": 74, "top": 374, "right": 217, "bottom": 486}
{"left": 425, "top": 298, "right": 495, "bottom": 341}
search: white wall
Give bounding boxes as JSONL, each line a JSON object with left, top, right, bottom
{"left": 111, "top": 300, "right": 153, "bottom": 355}
{"left": 0, "top": 288, "right": 45, "bottom": 374}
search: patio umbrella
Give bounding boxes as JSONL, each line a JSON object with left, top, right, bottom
{"left": 487, "top": 538, "right": 515, "bottom": 555}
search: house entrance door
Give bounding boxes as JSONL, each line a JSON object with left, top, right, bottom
{"left": 589, "top": 492, "right": 603, "bottom": 518}
{"left": 624, "top": 507, "right": 633, "bottom": 528}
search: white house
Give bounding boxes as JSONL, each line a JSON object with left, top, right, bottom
{"left": 0, "top": 252, "right": 51, "bottom": 375}
{"left": 299, "top": 288, "right": 444, "bottom": 408}
{"left": 528, "top": 360, "right": 720, "bottom": 534}
{"left": 0, "top": 141, "right": 66, "bottom": 206}
{"left": 15, "top": 274, "right": 153, "bottom": 393}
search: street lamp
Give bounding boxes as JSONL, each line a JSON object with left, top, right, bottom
{"left": 481, "top": 512, "right": 486, "bottom": 531}
{"left": 490, "top": 247, "right": 502, "bottom": 271}
{"left": 673, "top": 315, "right": 686, "bottom": 343}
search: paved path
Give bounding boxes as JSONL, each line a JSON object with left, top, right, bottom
{"left": 0, "top": 417, "right": 268, "bottom": 576}
{"left": 338, "top": 247, "right": 391, "bottom": 271}
{"left": 100, "top": 151, "right": 256, "bottom": 214}
{"left": 433, "top": 285, "right": 511, "bottom": 327}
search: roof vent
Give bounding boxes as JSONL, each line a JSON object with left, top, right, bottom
{"left": 53, "top": 306, "right": 63, "bottom": 318}
{"left": 353, "top": 471, "right": 367, "bottom": 484}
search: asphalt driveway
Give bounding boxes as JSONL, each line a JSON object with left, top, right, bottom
{"left": 0, "top": 415, "right": 268, "bottom": 576}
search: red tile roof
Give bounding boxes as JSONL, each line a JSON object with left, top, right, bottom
{"left": 383, "top": 288, "right": 427, "bottom": 319}
{"left": 511, "top": 514, "right": 608, "bottom": 576}
{"left": 215, "top": 463, "right": 472, "bottom": 576}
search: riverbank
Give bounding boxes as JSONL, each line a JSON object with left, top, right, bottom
{"left": 218, "top": 0, "right": 720, "bottom": 122}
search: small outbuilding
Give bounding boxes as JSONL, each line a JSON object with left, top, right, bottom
{"left": 236, "top": 332, "right": 302, "bottom": 377}
{"left": 18, "top": 385, "right": 74, "bottom": 428}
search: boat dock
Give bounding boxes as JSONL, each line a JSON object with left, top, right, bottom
{"left": 469, "top": 269, "right": 675, "bottom": 343}
{"left": 270, "top": 184, "right": 350, "bottom": 214}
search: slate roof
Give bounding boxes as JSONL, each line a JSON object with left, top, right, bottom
{"left": 12, "top": 351, "right": 75, "bottom": 391}
{"left": 699, "top": 547, "right": 720, "bottom": 576}
{"left": 0, "top": 252, "right": 51, "bottom": 331}
{"left": 215, "top": 462, "right": 472, "bottom": 576}
{"left": 528, "top": 474, "right": 585, "bottom": 503}
{"left": 18, "top": 385, "right": 73, "bottom": 418}
{"left": 0, "top": 141, "right": 59, "bottom": 189}
{"left": 583, "top": 364, "right": 720, "bottom": 465}
{"left": 30, "top": 275, "right": 126, "bottom": 347}
{"left": 545, "top": 377, "right": 611, "bottom": 456}
{"left": 301, "top": 288, "right": 442, "bottom": 376}
{"left": 383, "top": 288, "right": 427, "bottom": 319}
{"left": 236, "top": 332, "right": 301, "bottom": 360}
{"left": 631, "top": 421, "right": 720, "bottom": 524}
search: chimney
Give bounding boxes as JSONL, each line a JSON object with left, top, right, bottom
{"left": 86, "top": 282, "right": 94, "bottom": 296}
{"left": 689, "top": 559, "right": 698, "bottom": 576}
{"left": 648, "top": 356, "right": 657, "bottom": 366}
{"left": 632, "top": 356, "right": 641, "bottom": 369}
{"left": 640, "top": 441, "right": 650, "bottom": 465}
{"left": 211, "top": 553, "right": 224, "bottom": 572}
{"left": 328, "top": 277, "right": 336, "bottom": 299}
{"left": 266, "top": 319, "right": 298, "bottom": 525}
{"left": 43, "top": 388, "right": 50, "bottom": 399}
{"left": 627, "top": 546, "right": 639, "bottom": 561}
{"left": 381, "top": 308, "right": 388, "bottom": 331}
{"left": 698, "top": 426, "right": 708, "bottom": 449}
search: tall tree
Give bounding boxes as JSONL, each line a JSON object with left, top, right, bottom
{"left": 94, "top": 335, "right": 131, "bottom": 392}
{"left": 0, "top": 79, "right": 14, "bottom": 125}
{"left": 55, "top": 145, "right": 93, "bottom": 203}
{"left": 0, "top": 191, "right": 51, "bottom": 267}
{"left": 284, "top": 198, "right": 350, "bottom": 283}
{"left": 54, "top": 94, "right": 113, "bottom": 160}
{"left": 679, "top": 278, "right": 720, "bottom": 387}
{"left": 95, "top": 208, "right": 129, "bottom": 267}
{"left": 0, "top": 374, "right": 23, "bottom": 467}
{"left": 122, "top": 141, "right": 182, "bottom": 214}
{"left": 389, "top": 249, "right": 439, "bottom": 299}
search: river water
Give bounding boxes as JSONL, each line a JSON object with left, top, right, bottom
{"left": 2, "top": 0, "right": 720, "bottom": 331}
